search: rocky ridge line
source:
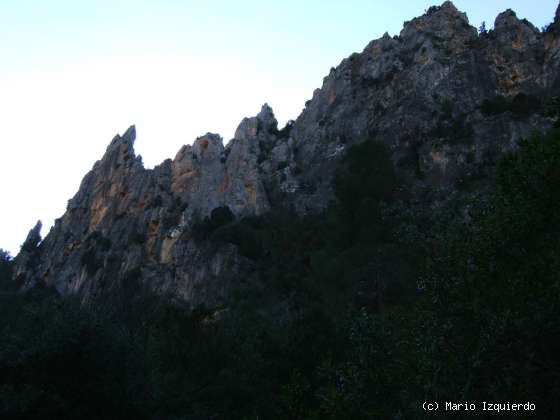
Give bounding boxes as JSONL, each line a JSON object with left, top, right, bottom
{"left": 12, "top": 1, "right": 560, "bottom": 305}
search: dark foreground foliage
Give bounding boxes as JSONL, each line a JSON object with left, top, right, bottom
{"left": 1, "top": 131, "right": 560, "bottom": 419}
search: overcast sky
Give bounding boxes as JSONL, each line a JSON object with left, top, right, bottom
{"left": 0, "top": 0, "right": 557, "bottom": 255}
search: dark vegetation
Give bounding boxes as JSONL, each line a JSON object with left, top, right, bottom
{"left": 0, "top": 250, "right": 13, "bottom": 290}
{"left": 2, "top": 126, "right": 560, "bottom": 418}
{"left": 480, "top": 93, "right": 541, "bottom": 118}
{"left": 276, "top": 120, "right": 294, "bottom": 139}
{"left": 80, "top": 231, "right": 112, "bottom": 275}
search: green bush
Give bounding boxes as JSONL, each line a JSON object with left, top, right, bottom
{"left": 85, "top": 231, "right": 111, "bottom": 251}
{"left": 210, "top": 205, "right": 235, "bottom": 226}
{"left": 0, "top": 249, "right": 13, "bottom": 289}
{"left": 80, "top": 248, "right": 102, "bottom": 275}
{"left": 213, "top": 221, "right": 263, "bottom": 260}
{"left": 480, "top": 93, "right": 540, "bottom": 117}
{"left": 191, "top": 206, "right": 235, "bottom": 242}
{"left": 420, "top": 129, "right": 560, "bottom": 417}
{"left": 277, "top": 120, "right": 294, "bottom": 139}
{"left": 0, "top": 293, "right": 140, "bottom": 419}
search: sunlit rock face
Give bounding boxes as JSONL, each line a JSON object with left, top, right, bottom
{"left": 13, "top": 114, "right": 270, "bottom": 305}
{"left": 12, "top": 1, "right": 560, "bottom": 306}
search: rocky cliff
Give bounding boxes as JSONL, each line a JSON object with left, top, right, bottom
{"left": 12, "top": 1, "right": 560, "bottom": 306}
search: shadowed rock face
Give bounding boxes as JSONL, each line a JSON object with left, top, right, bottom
{"left": 12, "top": 2, "right": 560, "bottom": 306}
{"left": 289, "top": 2, "right": 559, "bottom": 213}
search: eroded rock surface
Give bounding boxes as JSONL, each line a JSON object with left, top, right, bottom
{"left": 12, "top": 1, "right": 560, "bottom": 306}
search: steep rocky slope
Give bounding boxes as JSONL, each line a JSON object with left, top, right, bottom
{"left": 12, "top": 1, "right": 560, "bottom": 305}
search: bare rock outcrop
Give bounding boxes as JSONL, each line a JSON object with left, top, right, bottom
{"left": 12, "top": 1, "right": 560, "bottom": 306}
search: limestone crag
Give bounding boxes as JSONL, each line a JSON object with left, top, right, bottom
{"left": 13, "top": 115, "right": 270, "bottom": 304}
{"left": 287, "top": 1, "right": 559, "bottom": 213}
{"left": 13, "top": 2, "right": 560, "bottom": 305}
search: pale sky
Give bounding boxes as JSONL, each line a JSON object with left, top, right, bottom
{"left": 0, "top": 0, "right": 557, "bottom": 255}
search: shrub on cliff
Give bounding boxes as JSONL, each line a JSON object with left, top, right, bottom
{"left": 0, "top": 249, "right": 12, "bottom": 289}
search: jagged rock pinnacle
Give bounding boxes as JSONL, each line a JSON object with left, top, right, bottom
{"left": 258, "top": 103, "right": 278, "bottom": 132}
{"left": 21, "top": 220, "right": 42, "bottom": 252}
{"left": 400, "top": 1, "right": 474, "bottom": 47}
{"left": 192, "top": 133, "right": 224, "bottom": 162}
{"left": 122, "top": 125, "right": 136, "bottom": 142}
{"left": 258, "top": 103, "right": 274, "bottom": 120}
{"left": 494, "top": 8, "right": 538, "bottom": 49}
{"left": 440, "top": 1, "right": 457, "bottom": 12}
